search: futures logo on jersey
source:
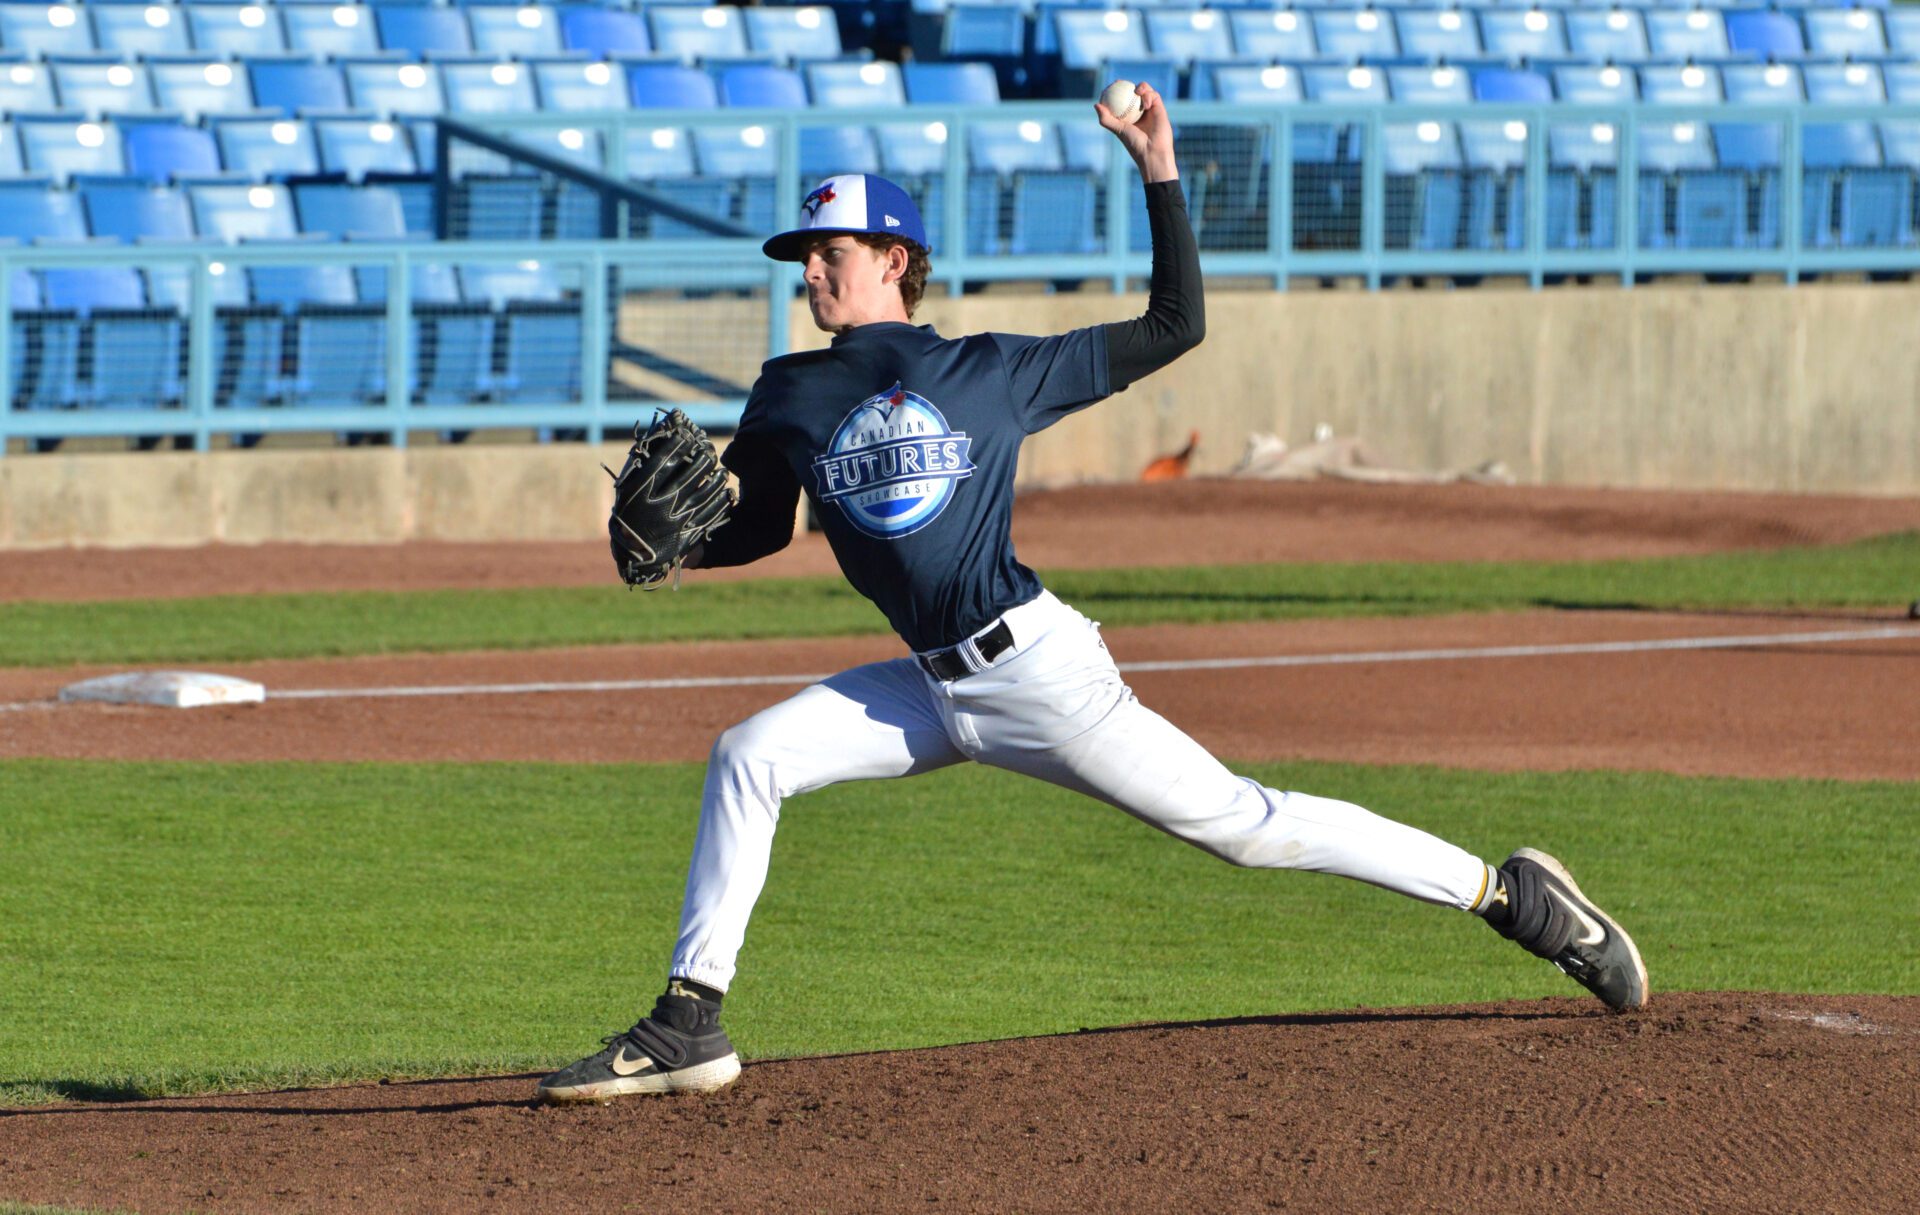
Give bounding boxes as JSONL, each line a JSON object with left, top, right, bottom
{"left": 812, "top": 383, "right": 975, "bottom": 539}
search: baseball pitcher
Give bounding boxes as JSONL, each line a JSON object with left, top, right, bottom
{"left": 543, "top": 83, "right": 1647, "bottom": 1103}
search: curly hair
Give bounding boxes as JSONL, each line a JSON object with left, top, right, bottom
{"left": 850, "top": 233, "right": 932, "bottom": 318}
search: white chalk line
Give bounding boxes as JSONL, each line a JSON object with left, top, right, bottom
{"left": 271, "top": 623, "right": 1917, "bottom": 701}
{"left": 1, "top": 624, "right": 1911, "bottom": 711}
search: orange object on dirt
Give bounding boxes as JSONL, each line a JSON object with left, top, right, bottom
{"left": 1141, "top": 430, "right": 1199, "bottom": 481}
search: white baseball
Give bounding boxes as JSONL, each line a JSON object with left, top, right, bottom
{"left": 1101, "top": 79, "right": 1142, "bottom": 125}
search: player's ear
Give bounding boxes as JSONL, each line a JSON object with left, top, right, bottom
{"left": 883, "top": 241, "right": 909, "bottom": 284}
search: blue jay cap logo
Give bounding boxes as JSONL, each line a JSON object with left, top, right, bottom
{"left": 764, "top": 174, "right": 930, "bottom": 262}
{"left": 812, "top": 384, "right": 974, "bottom": 539}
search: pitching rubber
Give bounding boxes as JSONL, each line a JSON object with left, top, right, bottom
{"left": 1512, "top": 846, "right": 1650, "bottom": 1009}
{"left": 539, "top": 1053, "right": 742, "bottom": 1105}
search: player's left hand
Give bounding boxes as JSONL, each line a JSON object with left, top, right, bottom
{"left": 1095, "top": 82, "right": 1177, "bottom": 182}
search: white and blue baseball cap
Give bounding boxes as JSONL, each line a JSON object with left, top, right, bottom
{"left": 762, "top": 173, "right": 930, "bottom": 262}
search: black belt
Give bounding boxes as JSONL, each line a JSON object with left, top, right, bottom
{"left": 917, "top": 619, "right": 1014, "bottom": 682}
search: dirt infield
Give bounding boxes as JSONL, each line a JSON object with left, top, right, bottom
{"left": 4, "top": 992, "right": 1916, "bottom": 1215}
{"left": 4, "top": 480, "right": 1917, "bottom": 602}
{"left": 4, "top": 610, "right": 1918, "bottom": 780}
{"left": 2, "top": 480, "right": 1916, "bottom": 1212}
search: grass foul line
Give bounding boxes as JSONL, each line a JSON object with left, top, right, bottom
{"left": 264, "top": 625, "right": 1919, "bottom": 702}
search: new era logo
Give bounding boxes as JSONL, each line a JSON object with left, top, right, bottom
{"left": 884, "top": 214, "right": 901, "bottom": 228}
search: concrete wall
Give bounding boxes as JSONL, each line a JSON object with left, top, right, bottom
{"left": 4, "top": 281, "right": 1916, "bottom": 548}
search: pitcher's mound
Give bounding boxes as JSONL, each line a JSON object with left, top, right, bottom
{"left": 5, "top": 992, "right": 1914, "bottom": 1214}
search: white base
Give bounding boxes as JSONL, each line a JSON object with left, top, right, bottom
{"left": 60, "top": 671, "right": 266, "bottom": 709}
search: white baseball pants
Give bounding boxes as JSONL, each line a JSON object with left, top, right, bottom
{"left": 670, "top": 590, "right": 1491, "bottom": 992}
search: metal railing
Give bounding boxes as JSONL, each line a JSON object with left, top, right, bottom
{"left": 5, "top": 99, "right": 1920, "bottom": 452}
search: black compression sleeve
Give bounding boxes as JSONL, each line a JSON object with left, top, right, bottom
{"left": 1103, "top": 179, "right": 1206, "bottom": 392}
{"left": 696, "top": 437, "right": 800, "bottom": 568}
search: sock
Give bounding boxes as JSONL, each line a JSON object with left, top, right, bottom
{"left": 1469, "top": 862, "right": 1512, "bottom": 925}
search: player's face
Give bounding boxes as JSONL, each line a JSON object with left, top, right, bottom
{"left": 800, "top": 236, "right": 904, "bottom": 334}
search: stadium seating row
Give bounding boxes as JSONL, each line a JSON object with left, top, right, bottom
{"left": 5, "top": 185, "right": 580, "bottom": 416}
{"left": 0, "top": 4, "right": 846, "bottom": 65}
{"left": 1031, "top": 6, "right": 1916, "bottom": 71}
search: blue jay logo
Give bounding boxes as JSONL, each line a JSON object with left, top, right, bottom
{"left": 801, "top": 182, "right": 837, "bottom": 220}
{"left": 812, "top": 383, "right": 974, "bottom": 539}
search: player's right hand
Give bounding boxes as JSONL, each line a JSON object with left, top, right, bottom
{"left": 1095, "top": 82, "right": 1177, "bottom": 182}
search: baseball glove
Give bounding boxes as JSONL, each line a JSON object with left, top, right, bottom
{"left": 604, "top": 409, "right": 735, "bottom": 590}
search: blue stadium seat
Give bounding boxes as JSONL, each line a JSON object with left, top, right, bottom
{"left": 0, "top": 61, "right": 56, "bottom": 114}
{"left": 375, "top": 6, "right": 470, "bottom": 57}
{"left": 248, "top": 261, "right": 355, "bottom": 311}
{"left": 1803, "top": 62, "right": 1892, "bottom": 247}
{"left": 1225, "top": 10, "right": 1316, "bottom": 63}
{"left": 1053, "top": 8, "right": 1149, "bottom": 70}
{"left": 1804, "top": 9, "right": 1887, "bottom": 59}
{"left": 39, "top": 265, "right": 181, "bottom": 410}
{"left": 1479, "top": 9, "right": 1568, "bottom": 62}
{"left": 1646, "top": 10, "right": 1731, "bottom": 61}
{"left": 1725, "top": 11, "right": 1805, "bottom": 61}
{"left": 1803, "top": 62, "right": 1884, "bottom": 168}
{"left": 1394, "top": 10, "right": 1483, "bottom": 62}
{"left": 647, "top": 6, "right": 748, "bottom": 62}
{"left": 442, "top": 60, "right": 538, "bottom": 114}
{"left": 876, "top": 118, "right": 949, "bottom": 177}
{"left": 0, "top": 186, "right": 88, "bottom": 241}
{"left": 1009, "top": 171, "right": 1098, "bottom": 255}
{"left": 215, "top": 116, "right": 321, "bottom": 179}
{"left": 691, "top": 124, "right": 775, "bottom": 179}
{"left": 1473, "top": 68, "right": 1552, "bottom": 104}
{"left": 150, "top": 59, "right": 256, "bottom": 122}
{"left": 0, "top": 2, "right": 97, "bottom": 56}
{"left": 81, "top": 182, "right": 196, "bottom": 242}
{"left": 283, "top": 3, "right": 379, "bottom": 57}
{"left": 1209, "top": 64, "right": 1304, "bottom": 106}
{"left": 1383, "top": 121, "right": 1465, "bottom": 252}
{"left": 186, "top": 4, "right": 288, "bottom": 56}
{"left": 719, "top": 64, "right": 807, "bottom": 108}
{"left": 627, "top": 62, "right": 719, "bottom": 109}
{"left": 125, "top": 122, "right": 221, "bottom": 183}
{"left": 1638, "top": 64, "right": 1723, "bottom": 105}
{"left": 1884, "top": 62, "right": 1920, "bottom": 105}
{"left": 1549, "top": 118, "right": 1620, "bottom": 173}
{"left": 1553, "top": 65, "right": 1637, "bottom": 105}
{"left": 1304, "top": 65, "right": 1388, "bottom": 105}
{"left": 52, "top": 61, "right": 157, "bottom": 117}
{"left": 249, "top": 59, "right": 349, "bottom": 114}
{"left": 1716, "top": 64, "right": 1800, "bottom": 172}
{"left": 468, "top": 5, "right": 561, "bottom": 58}
{"left": 0, "top": 120, "right": 18, "bottom": 176}
{"left": 312, "top": 117, "right": 418, "bottom": 177}
{"left": 800, "top": 124, "right": 879, "bottom": 177}
{"left": 806, "top": 60, "right": 906, "bottom": 108}
{"left": 1389, "top": 65, "right": 1473, "bottom": 104}
{"left": 8, "top": 259, "right": 82, "bottom": 414}
{"left": 1565, "top": 9, "right": 1649, "bottom": 63}
{"left": 1885, "top": 9, "right": 1920, "bottom": 58}
{"left": 744, "top": 5, "right": 842, "bottom": 62}
{"left": 560, "top": 8, "right": 649, "bottom": 57}
{"left": 293, "top": 182, "right": 405, "bottom": 239}
{"left": 1143, "top": 9, "right": 1232, "bottom": 66}
{"left": 1460, "top": 118, "right": 1533, "bottom": 251}
{"left": 969, "top": 120, "right": 1063, "bottom": 175}
{"left": 902, "top": 61, "right": 998, "bottom": 105}
{"left": 622, "top": 125, "right": 696, "bottom": 179}
{"left": 92, "top": 3, "right": 190, "bottom": 56}
{"left": 189, "top": 182, "right": 298, "bottom": 241}
{"left": 1056, "top": 121, "right": 1107, "bottom": 176}
{"left": 533, "top": 60, "right": 627, "bottom": 111}
{"left": 939, "top": 4, "right": 1027, "bottom": 97}
{"left": 344, "top": 249, "right": 488, "bottom": 405}
{"left": 458, "top": 262, "right": 579, "bottom": 404}
{"left": 252, "top": 261, "right": 389, "bottom": 407}
{"left": 345, "top": 61, "right": 446, "bottom": 117}
{"left": 642, "top": 176, "right": 737, "bottom": 240}
{"left": 18, "top": 119, "right": 127, "bottom": 184}
{"left": 1310, "top": 10, "right": 1397, "bottom": 62}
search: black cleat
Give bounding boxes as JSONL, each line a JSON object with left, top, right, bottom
{"left": 538, "top": 984, "right": 741, "bottom": 1104}
{"left": 1490, "top": 847, "right": 1649, "bottom": 1012}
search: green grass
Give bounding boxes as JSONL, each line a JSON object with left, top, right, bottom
{"left": 1, "top": 758, "right": 1913, "bottom": 1106}
{"left": 2, "top": 533, "right": 1914, "bottom": 667}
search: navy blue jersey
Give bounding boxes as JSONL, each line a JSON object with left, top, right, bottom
{"left": 726, "top": 321, "right": 1109, "bottom": 652}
